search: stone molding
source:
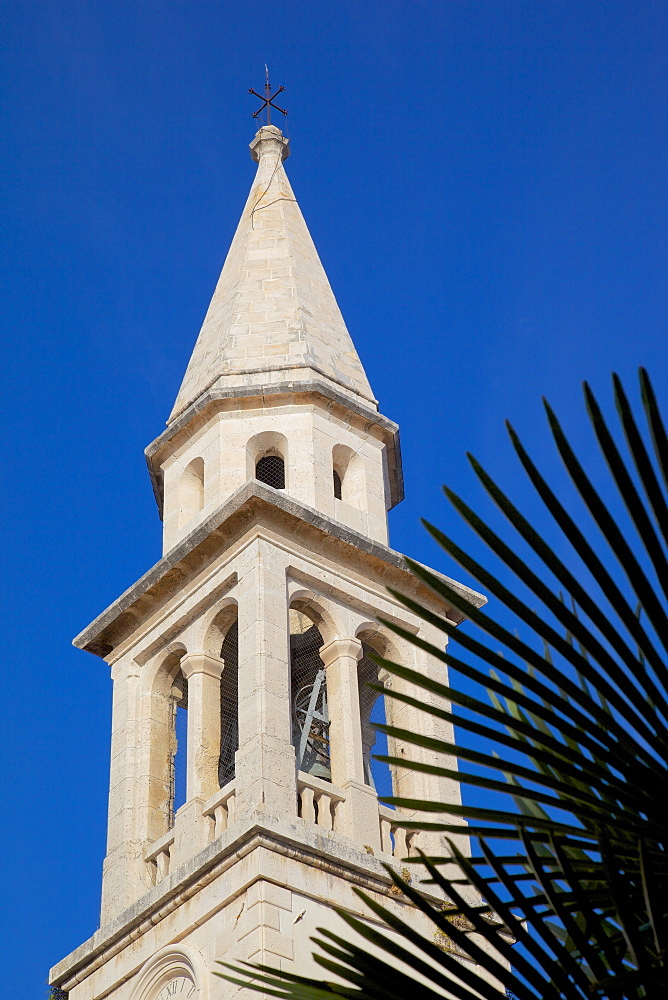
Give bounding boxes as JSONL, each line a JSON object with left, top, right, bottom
{"left": 129, "top": 945, "right": 208, "bottom": 1000}
{"left": 144, "top": 377, "right": 403, "bottom": 517}
{"left": 180, "top": 652, "right": 224, "bottom": 681}
{"left": 320, "top": 637, "right": 363, "bottom": 668}
{"left": 73, "top": 480, "right": 485, "bottom": 659}
{"left": 49, "top": 812, "right": 439, "bottom": 991}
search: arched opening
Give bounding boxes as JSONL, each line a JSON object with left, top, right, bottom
{"left": 332, "top": 443, "right": 366, "bottom": 510}
{"left": 256, "top": 454, "right": 285, "bottom": 490}
{"left": 289, "top": 606, "right": 330, "bottom": 781}
{"left": 178, "top": 457, "right": 205, "bottom": 527}
{"left": 218, "top": 620, "right": 239, "bottom": 787}
{"left": 357, "top": 641, "right": 394, "bottom": 802}
{"left": 170, "top": 670, "right": 188, "bottom": 821}
{"left": 146, "top": 649, "right": 187, "bottom": 845}
{"left": 247, "top": 431, "right": 288, "bottom": 491}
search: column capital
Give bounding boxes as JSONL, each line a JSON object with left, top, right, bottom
{"left": 320, "top": 637, "right": 363, "bottom": 669}
{"left": 180, "top": 651, "right": 224, "bottom": 681}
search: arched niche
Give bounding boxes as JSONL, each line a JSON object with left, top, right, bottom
{"left": 178, "top": 457, "right": 205, "bottom": 528}
{"left": 332, "top": 443, "right": 366, "bottom": 510}
{"left": 201, "top": 601, "right": 238, "bottom": 657}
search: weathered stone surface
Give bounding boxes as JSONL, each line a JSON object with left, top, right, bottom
{"left": 50, "top": 814, "right": 462, "bottom": 994}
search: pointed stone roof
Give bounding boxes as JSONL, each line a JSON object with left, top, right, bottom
{"left": 169, "top": 125, "right": 376, "bottom": 423}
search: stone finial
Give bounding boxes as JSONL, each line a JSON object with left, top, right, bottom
{"left": 249, "top": 124, "right": 290, "bottom": 164}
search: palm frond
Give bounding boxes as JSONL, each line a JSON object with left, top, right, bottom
{"left": 220, "top": 369, "right": 668, "bottom": 999}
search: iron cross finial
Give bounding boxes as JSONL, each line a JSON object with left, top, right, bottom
{"left": 249, "top": 66, "right": 287, "bottom": 125}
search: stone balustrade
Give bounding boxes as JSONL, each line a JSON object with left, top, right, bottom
{"left": 144, "top": 829, "right": 176, "bottom": 885}
{"left": 202, "top": 781, "right": 236, "bottom": 841}
{"left": 145, "top": 783, "right": 414, "bottom": 884}
{"left": 297, "top": 772, "right": 345, "bottom": 832}
{"left": 378, "top": 804, "right": 415, "bottom": 859}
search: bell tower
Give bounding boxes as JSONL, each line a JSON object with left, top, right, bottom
{"left": 50, "top": 123, "right": 484, "bottom": 1000}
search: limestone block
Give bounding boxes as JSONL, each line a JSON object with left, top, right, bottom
{"left": 246, "top": 880, "right": 292, "bottom": 911}
{"left": 234, "top": 541, "right": 296, "bottom": 819}
{"left": 236, "top": 900, "right": 281, "bottom": 937}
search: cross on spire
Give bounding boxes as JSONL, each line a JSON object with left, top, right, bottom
{"left": 249, "top": 66, "right": 287, "bottom": 125}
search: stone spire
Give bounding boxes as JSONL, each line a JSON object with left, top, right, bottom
{"left": 169, "top": 125, "right": 376, "bottom": 423}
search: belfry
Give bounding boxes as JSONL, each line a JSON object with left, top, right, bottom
{"left": 50, "top": 122, "right": 483, "bottom": 999}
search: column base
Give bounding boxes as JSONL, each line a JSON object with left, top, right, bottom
{"left": 338, "top": 780, "right": 381, "bottom": 852}
{"left": 235, "top": 734, "right": 297, "bottom": 822}
{"left": 171, "top": 797, "right": 209, "bottom": 869}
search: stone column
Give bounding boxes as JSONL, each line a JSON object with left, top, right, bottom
{"left": 180, "top": 652, "right": 225, "bottom": 801}
{"left": 389, "top": 626, "right": 469, "bottom": 859}
{"left": 101, "top": 657, "right": 143, "bottom": 923}
{"left": 171, "top": 651, "right": 224, "bottom": 863}
{"left": 320, "top": 638, "right": 381, "bottom": 851}
{"left": 235, "top": 538, "right": 296, "bottom": 821}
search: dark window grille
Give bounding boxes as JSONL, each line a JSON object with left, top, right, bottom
{"left": 219, "top": 621, "right": 239, "bottom": 787}
{"left": 333, "top": 469, "right": 342, "bottom": 500}
{"left": 256, "top": 454, "right": 285, "bottom": 490}
{"left": 290, "top": 609, "right": 330, "bottom": 781}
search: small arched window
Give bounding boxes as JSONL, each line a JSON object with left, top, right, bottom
{"left": 332, "top": 443, "right": 366, "bottom": 510}
{"left": 256, "top": 454, "right": 285, "bottom": 490}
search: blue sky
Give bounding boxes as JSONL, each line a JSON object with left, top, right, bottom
{"left": 1, "top": 3, "right": 667, "bottom": 996}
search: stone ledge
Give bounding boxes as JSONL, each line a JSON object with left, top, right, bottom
{"left": 49, "top": 810, "right": 442, "bottom": 989}
{"left": 73, "top": 480, "right": 486, "bottom": 658}
{"left": 144, "top": 377, "right": 404, "bottom": 517}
